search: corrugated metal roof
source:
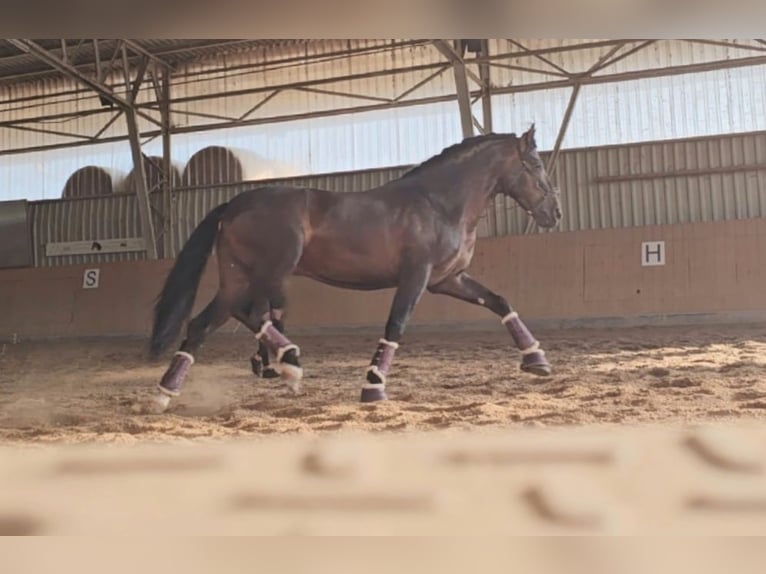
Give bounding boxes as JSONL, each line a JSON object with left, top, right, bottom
{"left": 0, "top": 40, "right": 320, "bottom": 86}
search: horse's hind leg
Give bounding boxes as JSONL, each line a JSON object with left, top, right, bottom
{"left": 152, "top": 291, "right": 243, "bottom": 412}
{"left": 247, "top": 304, "right": 284, "bottom": 379}
{"left": 234, "top": 291, "right": 303, "bottom": 392}
{"left": 234, "top": 219, "right": 304, "bottom": 389}
{"left": 252, "top": 339, "right": 278, "bottom": 378}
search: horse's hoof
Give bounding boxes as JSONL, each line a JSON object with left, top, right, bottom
{"left": 279, "top": 363, "right": 303, "bottom": 382}
{"left": 521, "top": 350, "right": 551, "bottom": 377}
{"left": 521, "top": 362, "right": 552, "bottom": 377}
{"left": 360, "top": 386, "right": 388, "bottom": 403}
{"left": 278, "top": 348, "right": 303, "bottom": 382}
{"left": 251, "top": 356, "right": 263, "bottom": 376}
{"left": 262, "top": 367, "right": 280, "bottom": 379}
{"left": 143, "top": 392, "right": 171, "bottom": 414}
{"left": 285, "top": 380, "right": 302, "bottom": 395}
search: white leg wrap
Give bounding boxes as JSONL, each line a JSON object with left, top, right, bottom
{"left": 501, "top": 311, "right": 519, "bottom": 325}
{"left": 255, "top": 320, "right": 273, "bottom": 340}
{"left": 378, "top": 338, "right": 399, "bottom": 349}
{"left": 366, "top": 365, "right": 387, "bottom": 385}
{"left": 276, "top": 344, "right": 300, "bottom": 362}
{"left": 521, "top": 341, "right": 544, "bottom": 356}
{"left": 174, "top": 351, "right": 195, "bottom": 365}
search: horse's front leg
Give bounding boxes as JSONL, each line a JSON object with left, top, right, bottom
{"left": 428, "top": 272, "right": 551, "bottom": 376}
{"left": 361, "top": 264, "right": 432, "bottom": 403}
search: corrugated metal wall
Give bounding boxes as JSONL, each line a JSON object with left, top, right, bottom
{"left": 29, "top": 193, "right": 159, "bottom": 266}
{"left": 3, "top": 40, "right": 766, "bottom": 201}
{"left": 28, "top": 130, "right": 766, "bottom": 267}
{"left": 551, "top": 131, "right": 766, "bottom": 231}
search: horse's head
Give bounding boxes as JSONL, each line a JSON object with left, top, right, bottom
{"left": 502, "top": 124, "right": 562, "bottom": 229}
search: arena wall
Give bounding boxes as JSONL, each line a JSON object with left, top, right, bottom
{"left": 2, "top": 216, "right": 765, "bottom": 342}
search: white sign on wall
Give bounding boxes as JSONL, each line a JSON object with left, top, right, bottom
{"left": 46, "top": 238, "right": 145, "bottom": 258}
{"left": 641, "top": 241, "right": 665, "bottom": 266}
{"left": 82, "top": 268, "right": 100, "bottom": 289}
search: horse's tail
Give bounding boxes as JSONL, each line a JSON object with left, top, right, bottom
{"left": 149, "top": 202, "right": 230, "bottom": 358}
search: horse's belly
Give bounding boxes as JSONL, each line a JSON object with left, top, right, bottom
{"left": 295, "top": 241, "right": 399, "bottom": 290}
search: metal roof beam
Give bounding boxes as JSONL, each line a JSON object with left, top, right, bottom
{"left": 683, "top": 39, "right": 766, "bottom": 54}
{"left": 587, "top": 40, "right": 656, "bottom": 75}
{"left": 8, "top": 39, "right": 131, "bottom": 109}
{"left": 1, "top": 123, "right": 93, "bottom": 141}
{"left": 433, "top": 40, "right": 475, "bottom": 138}
{"left": 7, "top": 39, "right": 161, "bottom": 259}
{"left": 3, "top": 50, "right": 766, "bottom": 157}
{"left": 432, "top": 40, "right": 484, "bottom": 87}
{"left": 505, "top": 39, "right": 572, "bottom": 76}
{"left": 585, "top": 42, "right": 629, "bottom": 75}
{"left": 121, "top": 40, "right": 173, "bottom": 70}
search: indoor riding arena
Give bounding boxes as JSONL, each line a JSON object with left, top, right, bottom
{"left": 2, "top": 39, "right": 766, "bottom": 535}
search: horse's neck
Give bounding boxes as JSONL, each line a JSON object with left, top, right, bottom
{"left": 419, "top": 164, "right": 500, "bottom": 227}
{"left": 463, "top": 176, "right": 499, "bottom": 228}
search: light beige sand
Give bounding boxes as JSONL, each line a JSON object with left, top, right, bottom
{"left": 2, "top": 323, "right": 766, "bottom": 444}
{"left": 3, "top": 324, "right": 766, "bottom": 535}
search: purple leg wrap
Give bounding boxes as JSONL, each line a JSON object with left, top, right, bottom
{"left": 361, "top": 339, "right": 398, "bottom": 402}
{"left": 257, "top": 321, "right": 301, "bottom": 385}
{"left": 158, "top": 352, "right": 194, "bottom": 396}
{"left": 258, "top": 321, "right": 291, "bottom": 352}
{"left": 502, "top": 313, "right": 537, "bottom": 350}
{"left": 370, "top": 341, "right": 397, "bottom": 378}
{"left": 501, "top": 312, "right": 551, "bottom": 376}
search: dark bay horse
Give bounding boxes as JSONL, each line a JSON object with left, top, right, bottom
{"left": 148, "top": 125, "right": 562, "bottom": 412}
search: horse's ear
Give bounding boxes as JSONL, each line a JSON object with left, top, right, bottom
{"left": 520, "top": 123, "right": 537, "bottom": 153}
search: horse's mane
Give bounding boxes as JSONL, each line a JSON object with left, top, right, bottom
{"left": 402, "top": 132, "right": 518, "bottom": 179}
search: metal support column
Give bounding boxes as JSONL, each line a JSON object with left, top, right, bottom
{"left": 453, "top": 63, "right": 474, "bottom": 138}
{"left": 452, "top": 49, "right": 475, "bottom": 139}
{"left": 525, "top": 81, "right": 581, "bottom": 235}
{"left": 477, "top": 40, "right": 498, "bottom": 237}
{"left": 122, "top": 54, "right": 160, "bottom": 260}
{"left": 433, "top": 40, "right": 474, "bottom": 139}
{"left": 546, "top": 82, "right": 581, "bottom": 176}
{"left": 126, "top": 107, "right": 159, "bottom": 259}
{"left": 160, "top": 68, "right": 173, "bottom": 259}
{"left": 478, "top": 40, "right": 493, "bottom": 134}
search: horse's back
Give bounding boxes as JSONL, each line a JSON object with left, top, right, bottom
{"left": 225, "top": 185, "right": 309, "bottom": 213}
